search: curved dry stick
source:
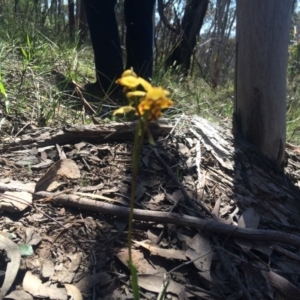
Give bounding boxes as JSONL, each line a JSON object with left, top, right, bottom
{"left": 35, "top": 191, "right": 300, "bottom": 248}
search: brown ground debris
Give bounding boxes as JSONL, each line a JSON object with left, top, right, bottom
{"left": 0, "top": 115, "right": 300, "bottom": 300}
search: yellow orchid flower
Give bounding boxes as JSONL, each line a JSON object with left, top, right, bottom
{"left": 114, "top": 69, "right": 173, "bottom": 121}
{"left": 137, "top": 86, "right": 173, "bottom": 120}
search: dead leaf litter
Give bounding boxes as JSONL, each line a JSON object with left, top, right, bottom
{"left": 0, "top": 115, "right": 300, "bottom": 299}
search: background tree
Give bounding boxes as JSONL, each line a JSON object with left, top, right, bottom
{"left": 160, "top": 0, "right": 209, "bottom": 75}
{"left": 68, "top": 0, "right": 75, "bottom": 39}
{"left": 234, "top": 0, "right": 293, "bottom": 165}
{"left": 77, "top": 0, "right": 88, "bottom": 45}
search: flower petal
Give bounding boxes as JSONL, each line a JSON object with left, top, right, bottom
{"left": 146, "top": 87, "right": 168, "bottom": 100}
{"left": 138, "top": 78, "right": 152, "bottom": 92}
{"left": 163, "top": 89, "right": 170, "bottom": 96}
{"left": 113, "top": 106, "right": 135, "bottom": 115}
{"left": 140, "top": 98, "right": 153, "bottom": 110}
{"left": 126, "top": 91, "right": 147, "bottom": 98}
{"left": 158, "top": 98, "right": 173, "bottom": 109}
{"left": 116, "top": 76, "right": 141, "bottom": 88}
{"left": 121, "top": 69, "right": 137, "bottom": 78}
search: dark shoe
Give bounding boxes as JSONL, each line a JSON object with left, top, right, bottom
{"left": 83, "top": 82, "right": 102, "bottom": 93}
{"left": 82, "top": 82, "right": 126, "bottom": 105}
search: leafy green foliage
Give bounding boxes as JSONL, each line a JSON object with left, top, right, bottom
{"left": 288, "top": 43, "right": 300, "bottom": 80}
{"left": 287, "top": 43, "right": 300, "bottom": 144}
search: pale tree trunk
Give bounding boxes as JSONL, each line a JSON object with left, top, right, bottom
{"left": 234, "top": 0, "right": 293, "bottom": 165}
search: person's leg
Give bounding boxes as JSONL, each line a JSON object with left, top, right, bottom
{"left": 124, "top": 0, "right": 155, "bottom": 81}
{"left": 83, "top": 0, "right": 123, "bottom": 91}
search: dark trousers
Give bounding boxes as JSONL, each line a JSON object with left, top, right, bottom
{"left": 83, "top": 0, "right": 155, "bottom": 91}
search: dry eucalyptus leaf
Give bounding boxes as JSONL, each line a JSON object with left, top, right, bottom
{"left": 134, "top": 240, "right": 187, "bottom": 260}
{"left": 74, "top": 142, "right": 86, "bottom": 150}
{"left": 219, "top": 205, "right": 232, "bottom": 217}
{"left": 238, "top": 207, "right": 260, "bottom": 228}
{"left": 0, "top": 234, "right": 21, "bottom": 300}
{"left": 41, "top": 261, "right": 55, "bottom": 279}
{"left": 116, "top": 248, "right": 166, "bottom": 274}
{"left": 25, "top": 228, "right": 42, "bottom": 246}
{"left": 147, "top": 229, "right": 159, "bottom": 244}
{"left": 75, "top": 272, "right": 111, "bottom": 294}
{"left": 35, "top": 159, "right": 80, "bottom": 192}
{"left": 178, "top": 143, "right": 190, "bottom": 156}
{"left": 67, "top": 252, "right": 83, "bottom": 272}
{"left": 1, "top": 191, "right": 32, "bottom": 212}
{"left": 135, "top": 185, "right": 146, "bottom": 202}
{"left": 0, "top": 181, "right": 35, "bottom": 193}
{"left": 185, "top": 233, "right": 213, "bottom": 272}
{"left": 178, "top": 288, "right": 189, "bottom": 300}
{"left": 114, "top": 220, "right": 127, "bottom": 232}
{"left": 177, "top": 233, "right": 193, "bottom": 246}
{"left": 251, "top": 242, "right": 273, "bottom": 259}
{"left": 234, "top": 207, "right": 260, "bottom": 251}
{"left": 263, "top": 270, "right": 300, "bottom": 300}
{"left": 51, "top": 268, "right": 75, "bottom": 283}
{"left": 212, "top": 197, "right": 221, "bottom": 219}
{"left": 46, "top": 181, "right": 66, "bottom": 192}
{"left": 31, "top": 159, "right": 53, "bottom": 170}
{"left": 138, "top": 274, "right": 190, "bottom": 297}
{"left": 4, "top": 290, "right": 33, "bottom": 300}
{"left": 23, "top": 271, "right": 67, "bottom": 300}
{"left": 186, "top": 249, "right": 209, "bottom": 272}
{"left": 168, "top": 190, "right": 184, "bottom": 203}
{"left": 150, "top": 193, "right": 165, "bottom": 204}
{"left": 64, "top": 284, "right": 83, "bottom": 300}
{"left": 15, "top": 156, "right": 39, "bottom": 167}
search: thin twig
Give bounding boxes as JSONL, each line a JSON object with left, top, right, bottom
{"left": 166, "top": 249, "right": 212, "bottom": 275}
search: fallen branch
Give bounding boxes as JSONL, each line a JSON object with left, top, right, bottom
{"left": 35, "top": 191, "right": 300, "bottom": 247}
{"left": 1, "top": 120, "right": 172, "bottom": 151}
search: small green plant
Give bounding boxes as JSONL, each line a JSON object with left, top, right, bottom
{"left": 0, "top": 43, "right": 8, "bottom": 113}
{"left": 114, "top": 69, "right": 173, "bottom": 299}
{"left": 20, "top": 33, "right": 33, "bottom": 66}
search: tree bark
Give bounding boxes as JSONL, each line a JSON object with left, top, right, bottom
{"left": 14, "top": 0, "right": 19, "bottom": 14}
{"left": 234, "top": 0, "right": 293, "bottom": 165}
{"left": 165, "top": 0, "right": 208, "bottom": 75}
{"left": 210, "top": 0, "right": 235, "bottom": 88}
{"left": 78, "top": 0, "right": 88, "bottom": 45}
{"left": 68, "top": 0, "right": 75, "bottom": 39}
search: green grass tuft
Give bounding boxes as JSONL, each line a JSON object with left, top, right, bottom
{"left": 0, "top": 24, "right": 299, "bottom": 145}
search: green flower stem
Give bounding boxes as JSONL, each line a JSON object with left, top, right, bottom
{"left": 128, "top": 118, "right": 147, "bottom": 300}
